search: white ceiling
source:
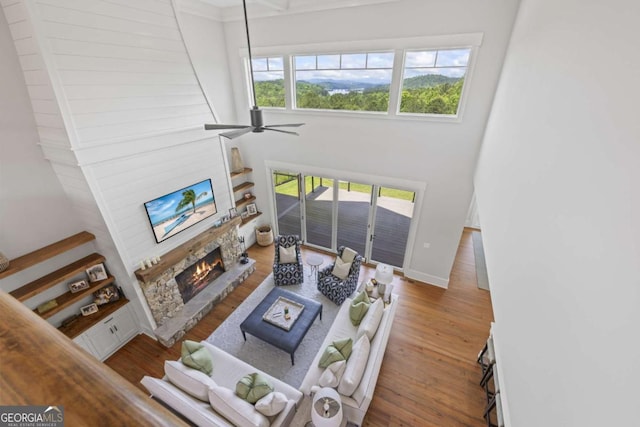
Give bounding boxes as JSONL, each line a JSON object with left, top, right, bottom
{"left": 196, "top": 0, "right": 400, "bottom": 19}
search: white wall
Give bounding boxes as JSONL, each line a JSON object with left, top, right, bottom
{"left": 218, "top": 0, "right": 520, "bottom": 285}
{"left": 0, "top": 5, "right": 80, "bottom": 259}
{"left": 475, "top": 0, "right": 640, "bottom": 424}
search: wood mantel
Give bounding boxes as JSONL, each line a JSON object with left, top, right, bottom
{"left": 135, "top": 216, "right": 242, "bottom": 284}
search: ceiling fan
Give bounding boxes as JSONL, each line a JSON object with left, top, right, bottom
{"left": 204, "top": 0, "right": 304, "bottom": 140}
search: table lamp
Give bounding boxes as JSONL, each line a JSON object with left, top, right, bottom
{"left": 375, "top": 263, "right": 393, "bottom": 297}
{"left": 312, "top": 387, "right": 342, "bottom": 427}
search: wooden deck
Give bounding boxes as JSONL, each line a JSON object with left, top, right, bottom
{"left": 105, "top": 229, "right": 494, "bottom": 426}
{"left": 276, "top": 189, "right": 411, "bottom": 267}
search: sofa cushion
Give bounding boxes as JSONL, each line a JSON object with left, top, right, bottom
{"left": 181, "top": 340, "right": 213, "bottom": 375}
{"left": 331, "top": 256, "right": 351, "bottom": 280}
{"left": 279, "top": 245, "right": 297, "bottom": 264}
{"left": 318, "top": 337, "right": 353, "bottom": 368}
{"left": 318, "top": 360, "right": 347, "bottom": 388}
{"left": 236, "top": 373, "right": 274, "bottom": 404}
{"left": 338, "top": 335, "right": 371, "bottom": 396}
{"left": 254, "top": 391, "right": 288, "bottom": 417}
{"left": 349, "top": 291, "right": 371, "bottom": 326}
{"left": 357, "top": 298, "right": 384, "bottom": 341}
{"left": 164, "top": 360, "right": 217, "bottom": 402}
{"left": 208, "top": 385, "right": 269, "bottom": 427}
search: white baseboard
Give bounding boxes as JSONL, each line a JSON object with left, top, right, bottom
{"left": 404, "top": 269, "right": 449, "bottom": 288}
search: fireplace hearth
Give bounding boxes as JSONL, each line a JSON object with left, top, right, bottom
{"left": 175, "top": 247, "right": 224, "bottom": 304}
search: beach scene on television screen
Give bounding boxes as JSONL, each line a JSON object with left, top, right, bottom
{"left": 145, "top": 179, "right": 217, "bottom": 242}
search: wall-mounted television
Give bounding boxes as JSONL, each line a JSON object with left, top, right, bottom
{"left": 144, "top": 179, "right": 217, "bottom": 243}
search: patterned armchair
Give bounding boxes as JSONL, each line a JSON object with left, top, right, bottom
{"left": 317, "top": 246, "right": 363, "bottom": 305}
{"left": 273, "top": 235, "right": 304, "bottom": 286}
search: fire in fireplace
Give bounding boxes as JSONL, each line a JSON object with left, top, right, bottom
{"left": 175, "top": 247, "right": 224, "bottom": 303}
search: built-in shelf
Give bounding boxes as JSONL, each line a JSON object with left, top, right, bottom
{"left": 230, "top": 167, "right": 253, "bottom": 179}
{"left": 0, "top": 231, "right": 95, "bottom": 280}
{"left": 241, "top": 212, "right": 262, "bottom": 226}
{"left": 35, "top": 275, "right": 115, "bottom": 320}
{"left": 235, "top": 195, "right": 256, "bottom": 209}
{"left": 58, "top": 298, "right": 130, "bottom": 339}
{"left": 232, "top": 181, "right": 255, "bottom": 193}
{"left": 9, "top": 253, "right": 106, "bottom": 302}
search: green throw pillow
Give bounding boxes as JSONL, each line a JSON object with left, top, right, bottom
{"left": 318, "top": 338, "right": 353, "bottom": 368}
{"left": 236, "top": 373, "right": 274, "bottom": 404}
{"left": 181, "top": 340, "right": 213, "bottom": 375}
{"left": 349, "top": 291, "right": 371, "bottom": 326}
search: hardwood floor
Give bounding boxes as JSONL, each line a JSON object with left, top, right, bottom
{"left": 105, "top": 228, "right": 494, "bottom": 426}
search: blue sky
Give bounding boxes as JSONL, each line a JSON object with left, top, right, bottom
{"left": 145, "top": 180, "right": 214, "bottom": 225}
{"left": 252, "top": 49, "right": 470, "bottom": 83}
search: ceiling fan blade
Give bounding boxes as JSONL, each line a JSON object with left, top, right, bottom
{"left": 263, "top": 127, "right": 299, "bottom": 136}
{"left": 220, "top": 127, "right": 255, "bottom": 139}
{"left": 204, "top": 124, "right": 251, "bottom": 130}
{"left": 262, "top": 123, "right": 305, "bottom": 128}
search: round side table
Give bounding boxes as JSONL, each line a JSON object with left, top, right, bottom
{"left": 306, "top": 254, "right": 323, "bottom": 285}
{"left": 311, "top": 387, "right": 343, "bottom": 427}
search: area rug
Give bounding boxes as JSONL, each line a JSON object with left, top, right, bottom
{"left": 472, "top": 231, "right": 490, "bottom": 291}
{"left": 206, "top": 272, "right": 340, "bottom": 388}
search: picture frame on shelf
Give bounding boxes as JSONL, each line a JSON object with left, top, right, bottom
{"left": 246, "top": 203, "right": 257, "bottom": 216}
{"left": 229, "top": 207, "right": 238, "bottom": 218}
{"left": 241, "top": 211, "right": 249, "bottom": 219}
{"left": 93, "top": 284, "right": 120, "bottom": 306}
{"left": 81, "top": 303, "right": 98, "bottom": 316}
{"left": 68, "top": 279, "right": 89, "bottom": 294}
{"left": 86, "top": 263, "right": 107, "bottom": 282}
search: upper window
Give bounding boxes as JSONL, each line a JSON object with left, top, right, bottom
{"left": 399, "top": 48, "right": 471, "bottom": 116}
{"left": 252, "top": 57, "right": 285, "bottom": 108}
{"left": 293, "top": 52, "right": 394, "bottom": 112}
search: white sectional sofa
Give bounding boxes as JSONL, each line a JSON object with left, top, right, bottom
{"left": 141, "top": 341, "right": 302, "bottom": 427}
{"left": 299, "top": 292, "right": 398, "bottom": 426}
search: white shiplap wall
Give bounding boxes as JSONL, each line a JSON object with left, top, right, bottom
{"left": 2, "top": 0, "right": 233, "bottom": 333}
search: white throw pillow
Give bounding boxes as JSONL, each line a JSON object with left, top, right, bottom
{"left": 164, "top": 360, "right": 217, "bottom": 402}
{"left": 357, "top": 298, "right": 384, "bottom": 341}
{"left": 338, "top": 335, "right": 370, "bottom": 396}
{"left": 208, "top": 385, "right": 269, "bottom": 427}
{"left": 341, "top": 247, "right": 357, "bottom": 264}
{"left": 318, "top": 360, "right": 347, "bottom": 388}
{"left": 279, "top": 245, "right": 297, "bottom": 264}
{"left": 331, "top": 257, "right": 351, "bottom": 280}
{"left": 255, "top": 391, "right": 288, "bottom": 417}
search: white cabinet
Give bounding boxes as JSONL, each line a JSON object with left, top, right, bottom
{"left": 239, "top": 216, "right": 259, "bottom": 248}
{"left": 74, "top": 303, "right": 138, "bottom": 361}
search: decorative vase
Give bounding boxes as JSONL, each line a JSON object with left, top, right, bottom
{"left": 230, "top": 147, "right": 244, "bottom": 173}
{"left": 0, "top": 252, "right": 9, "bottom": 273}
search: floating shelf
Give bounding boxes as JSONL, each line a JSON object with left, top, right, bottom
{"left": 232, "top": 181, "right": 255, "bottom": 193}
{"left": 35, "top": 275, "right": 115, "bottom": 320}
{"left": 0, "top": 231, "right": 95, "bottom": 280}
{"left": 236, "top": 195, "right": 256, "bottom": 209}
{"left": 9, "top": 253, "right": 106, "bottom": 302}
{"left": 230, "top": 167, "right": 253, "bottom": 179}
{"left": 241, "top": 212, "right": 262, "bottom": 226}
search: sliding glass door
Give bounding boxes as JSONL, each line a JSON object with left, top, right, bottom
{"left": 370, "top": 187, "right": 415, "bottom": 267}
{"left": 271, "top": 169, "right": 416, "bottom": 270}
{"left": 272, "top": 171, "right": 302, "bottom": 237}
{"left": 304, "top": 176, "right": 333, "bottom": 249}
{"left": 336, "top": 180, "right": 372, "bottom": 257}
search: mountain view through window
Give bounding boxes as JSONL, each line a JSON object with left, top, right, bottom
{"left": 251, "top": 48, "right": 472, "bottom": 116}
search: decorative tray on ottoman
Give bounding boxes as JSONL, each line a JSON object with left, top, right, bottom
{"left": 263, "top": 296, "right": 305, "bottom": 331}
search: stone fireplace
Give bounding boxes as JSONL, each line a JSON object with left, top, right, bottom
{"left": 135, "top": 217, "right": 255, "bottom": 346}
